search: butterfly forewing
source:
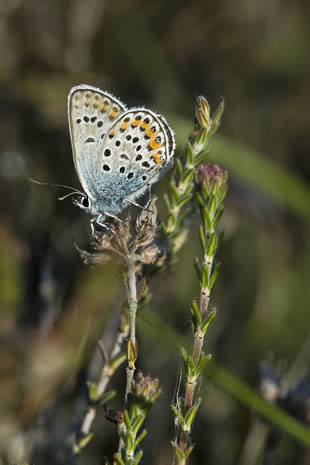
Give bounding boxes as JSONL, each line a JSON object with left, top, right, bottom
{"left": 68, "top": 85, "right": 127, "bottom": 197}
{"left": 95, "top": 109, "right": 174, "bottom": 199}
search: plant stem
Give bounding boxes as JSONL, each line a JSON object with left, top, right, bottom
{"left": 125, "top": 255, "right": 138, "bottom": 404}
{"left": 180, "top": 254, "right": 214, "bottom": 453}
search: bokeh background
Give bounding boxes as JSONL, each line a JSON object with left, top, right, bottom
{"left": 1, "top": 0, "right": 310, "bottom": 464}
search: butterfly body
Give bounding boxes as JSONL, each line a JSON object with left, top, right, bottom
{"left": 68, "top": 85, "right": 175, "bottom": 226}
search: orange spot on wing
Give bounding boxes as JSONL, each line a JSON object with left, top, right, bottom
{"left": 109, "top": 110, "right": 118, "bottom": 120}
{"left": 148, "top": 138, "right": 163, "bottom": 150}
{"left": 120, "top": 121, "right": 129, "bottom": 130}
{"left": 151, "top": 153, "right": 162, "bottom": 164}
{"left": 140, "top": 121, "right": 150, "bottom": 130}
{"left": 131, "top": 120, "right": 140, "bottom": 127}
{"left": 145, "top": 128, "right": 154, "bottom": 138}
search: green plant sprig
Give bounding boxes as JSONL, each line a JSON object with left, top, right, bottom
{"left": 113, "top": 373, "right": 161, "bottom": 465}
{"left": 162, "top": 96, "right": 224, "bottom": 263}
{"left": 171, "top": 96, "right": 227, "bottom": 464}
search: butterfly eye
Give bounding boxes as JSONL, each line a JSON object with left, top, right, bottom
{"left": 82, "top": 196, "right": 89, "bottom": 208}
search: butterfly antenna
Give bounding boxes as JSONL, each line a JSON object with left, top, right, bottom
{"left": 29, "top": 178, "right": 84, "bottom": 200}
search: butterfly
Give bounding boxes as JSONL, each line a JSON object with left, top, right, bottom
{"left": 67, "top": 84, "right": 175, "bottom": 229}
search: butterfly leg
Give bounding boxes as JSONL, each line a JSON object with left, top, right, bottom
{"left": 90, "top": 215, "right": 113, "bottom": 235}
{"left": 93, "top": 213, "right": 123, "bottom": 231}
{"left": 124, "top": 197, "right": 154, "bottom": 213}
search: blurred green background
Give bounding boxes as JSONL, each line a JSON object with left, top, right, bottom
{"left": 0, "top": 0, "right": 310, "bottom": 464}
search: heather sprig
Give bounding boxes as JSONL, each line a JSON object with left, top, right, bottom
{"left": 162, "top": 95, "right": 224, "bottom": 262}
{"left": 113, "top": 373, "right": 161, "bottom": 465}
{"left": 171, "top": 97, "right": 227, "bottom": 464}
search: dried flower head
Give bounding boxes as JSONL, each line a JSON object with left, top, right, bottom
{"left": 76, "top": 196, "right": 165, "bottom": 270}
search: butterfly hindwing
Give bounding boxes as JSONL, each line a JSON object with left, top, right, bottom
{"left": 94, "top": 108, "right": 175, "bottom": 200}
{"left": 68, "top": 85, "right": 127, "bottom": 198}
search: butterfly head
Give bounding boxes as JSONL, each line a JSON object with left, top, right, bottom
{"left": 72, "top": 193, "right": 92, "bottom": 213}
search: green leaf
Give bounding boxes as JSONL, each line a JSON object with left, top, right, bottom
{"left": 98, "top": 390, "right": 116, "bottom": 406}
{"left": 207, "top": 232, "right": 217, "bottom": 258}
{"left": 202, "top": 207, "right": 212, "bottom": 232}
{"left": 135, "top": 429, "right": 147, "bottom": 449}
{"left": 176, "top": 158, "right": 183, "bottom": 178}
{"left": 114, "top": 454, "right": 125, "bottom": 465}
{"left": 191, "top": 300, "right": 201, "bottom": 330}
{"left": 184, "top": 403, "right": 200, "bottom": 430}
{"left": 185, "top": 445, "right": 195, "bottom": 459}
{"left": 87, "top": 382, "right": 97, "bottom": 402}
{"left": 194, "top": 257, "right": 202, "bottom": 281}
{"left": 213, "top": 204, "right": 224, "bottom": 228}
{"left": 198, "top": 225, "right": 207, "bottom": 255}
{"left": 195, "top": 191, "right": 204, "bottom": 208}
{"left": 208, "top": 195, "right": 217, "bottom": 220}
{"left": 200, "top": 311, "right": 216, "bottom": 335}
{"left": 176, "top": 194, "right": 193, "bottom": 209}
{"left": 194, "top": 150, "right": 209, "bottom": 166}
{"left": 173, "top": 443, "right": 185, "bottom": 463}
{"left": 212, "top": 98, "right": 225, "bottom": 124}
{"left": 180, "top": 347, "right": 188, "bottom": 367}
{"left": 171, "top": 404, "right": 185, "bottom": 425}
{"left": 196, "top": 353, "right": 212, "bottom": 375}
{"left": 182, "top": 169, "right": 194, "bottom": 185}
{"left": 132, "top": 415, "right": 145, "bottom": 435}
{"left": 77, "top": 432, "right": 93, "bottom": 451}
{"left": 196, "top": 127, "right": 207, "bottom": 147}
{"left": 170, "top": 184, "right": 179, "bottom": 203}
{"left": 134, "top": 450, "right": 143, "bottom": 464}
{"left": 187, "top": 357, "right": 195, "bottom": 378}
{"left": 110, "top": 353, "right": 127, "bottom": 374}
{"left": 123, "top": 410, "right": 131, "bottom": 430}
{"left": 201, "top": 263, "right": 209, "bottom": 290}
{"left": 186, "top": 143, "right": 194, "bottom": 167}
{"left": 163, "top": 193, "right": 171, "bottom": 211}
{"left": 209, "top": 263, "right": 221, "bottom": 290}
{"left": 126, "top": 432, "right": 134, "bottom": 453}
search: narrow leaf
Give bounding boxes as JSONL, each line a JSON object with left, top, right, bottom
{"left": 201, "top": 264, "right": 209, "bottom": 290}
{"left": 202, "top": 207, "right": 212, "bottom": 232}
{"left": 207, "top": 232, "right": 217, "bottom": 258}
{"left": 135, "top": 429, "right": 147, "bottom": 449}
{"left": 194, "top": 150, "right": 209, "bottom": 166}
{"left": 78, "top": 432, "right": 93, "bottom": 450}
{"left": 123, "top": 410, "right": 131, "bottom": 430}
{"left": 180, "top": 347, "right": 188, "bottom": 367}
{"left": 209, "top": 264, "right": 221, "bottom": 290}
{"left": 110, "top": 353, "right": 127, "bottom": 374}
{"left": 184, "top": 406, "right": 198, "bottom": 430}
{"left": 134, "top": 450, "right": 143, "bottom": 464}
{"left": 196, "top": 353, "right": 212, "bottom": 375}
{"left": 194, "top": 257, "right": 202, "bottom": 281}
{"left": 198, "top": 226, "right": 207, "bottom": 254}
{"left": 201, "top": 311, "right": 216, "bottom": 335}
{"left": 191, "top": 300, "right": 201, "bottom": 330}
{"left": 114, "top": 455, "right": 125, "bottom": 465}
{"left": 176, "top": 158, "right": 183, "bottom": 178}
{"left": 186, "top": 143, "right": 194, "bottom": 166}
{"left": 98, "top": 390, "right": 116, "bottom": 406}
{"left": 185, "top": 445, "right": 195, "bottom": 459}
{"left": 132, "top": 415, "right": 145, "bottom": 435}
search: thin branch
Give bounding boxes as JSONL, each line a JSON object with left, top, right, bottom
{"left": 124, "top": 255, "right": 138, "bottom": 404}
